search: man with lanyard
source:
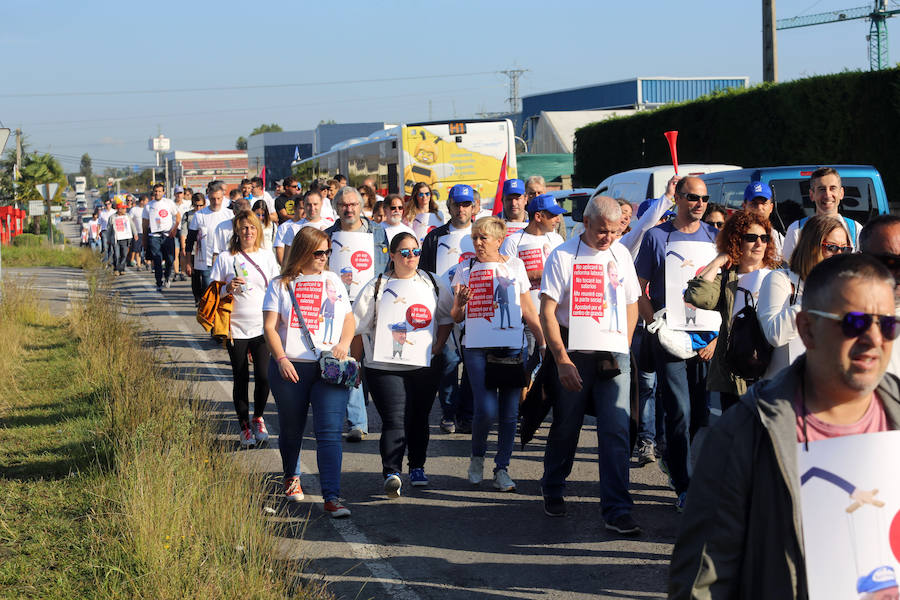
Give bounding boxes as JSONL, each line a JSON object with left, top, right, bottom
{"left": 635, "top": 176, "right": 718, "bottom": 512}
{"left": 499, "top": 179, "right": 528, "bottom": 236}
{"left": 525, "top": 175, "right": 567, "bottom": 240}
{"left": 142, "top": 183, "right": 180, "bottom": 292}
{"left": 421, "top": 184, "right": 477, "bottom": 434}
{"left": 742, "top": 181, "right": 785, "bottom": 260}
{"left": 249, "top": 176, "right": 278, "bottom": 223}
{"left": 185, "top": 181, "right": 234, "bottom": 296}
{"left": 782, "top": 167, "right": 863, "bottom": 261}
{"left": 324, "top": 186, "right": 390, "bottom": 443}
{"left": 99, "top": 198, "right": 115, "bottom": 264}
{"left": 539, "top": 195, "right": 640, "bottom": 533}
{"left": 274, "top": 176, "right": 301, "bottom": 224}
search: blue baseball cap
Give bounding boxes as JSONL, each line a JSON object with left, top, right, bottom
{"left": 502, "top": 179, "right": 525, "bottom": 196}
{"left": 858, "top": 566, "right": 897, "bottom": 593}
{"left": 174, "top": 186, "right": 184, "bottom": 194}
{"left": 340, "top": 267, "right": 353, "bottom": 274}
{"left": 526, "top": 193, "right": 565, "bottom": 216}
{"left": 743, "top": 181, "right": 773, "bottom": 202}
{"left": 448, "top": 184, "right": 474, "bottom": 203}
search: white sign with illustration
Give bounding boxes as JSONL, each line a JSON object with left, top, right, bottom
{"left": 798, "top": 431, "right": 900, "bottom": 599}
{"left": 371, "top": 278, "right": 437, "bottom": 367}
{"left": 664, "top": 240, "right": 721, "bottom": 331}
{"left": 411, "top": 212, "right": 445, "bottom": 243}
{"left": 285, "top": 276, "right": 350, "bottom": 361}
{"left": 435, "top": 229, "right": 475, "bottom": 280}
{"left": 504, "top": 222, "right": 528, "bottom": 237}
{"left": 329, "top": 230, "right": 375, "bottom": 299}
{"left": 567, "top": 256, "right": 629, "bottom": 354}
{"left": 463, "top": 261, "right": 524, "bottom": 349}
{"left": 516, "top": 240, "right": 551, "bottom": 307}
{"left": 731, "top": 268, "right": 772, "bottom": 318}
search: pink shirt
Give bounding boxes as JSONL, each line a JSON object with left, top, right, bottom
{"left": 795, "top": 393, "right": 889, "bottom": 443}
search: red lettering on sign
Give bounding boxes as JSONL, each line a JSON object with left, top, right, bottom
{"left": 467, "top": 268, "right": 495, "bottom": 322}
{"left": 290, "top": 281, "right": 322, "bottom": 331}
{"left": 572, "top": 263, "right": 605, "bottom": 324}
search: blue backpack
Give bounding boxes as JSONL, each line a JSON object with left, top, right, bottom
{"left": 797, "top": 215, "right": 858, "bottom": 246}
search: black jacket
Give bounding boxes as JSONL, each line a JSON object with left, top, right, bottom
{"left": 419, "top": 222, "right": 453, "bottom": 274}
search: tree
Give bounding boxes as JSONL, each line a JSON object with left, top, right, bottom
{"left": 79, "top": 153, "right": 93, "bottom": 187}
{"left": 318, "top": 119, "right": 337, "bottom": 125}
{"left": 0, "top": 146, "right": 67, "bottom": 205}
{"left": 250, "top": 123, "right": 283, "bottom": 136}
{"left": 235, "top": 136, "right": 247, "bottom": 150}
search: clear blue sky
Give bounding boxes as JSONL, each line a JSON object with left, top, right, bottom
{"left": 1, "top": 0, "right": 896, "bottom": 173}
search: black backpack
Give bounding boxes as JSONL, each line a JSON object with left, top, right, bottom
{"left": 725, "top": 287, "right": 772, "bottom": 380}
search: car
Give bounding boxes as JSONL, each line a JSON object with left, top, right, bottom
{"left": 591, "top": 164, "right": 741, "bottom": 208}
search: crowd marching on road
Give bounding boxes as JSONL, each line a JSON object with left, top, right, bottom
{"left": 86, "top": 168, "right": 900, "bottom": 597}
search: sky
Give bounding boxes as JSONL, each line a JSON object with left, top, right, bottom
{"left": 1, "top": 0, "right": 897, "bottom": 174}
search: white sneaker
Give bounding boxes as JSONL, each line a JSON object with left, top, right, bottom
{"left": 493, "top": 468, "right": 516, "bottom": 492}
{"left": 468, "top": 456, "right": 484, "bottom": 485}
{"left": 240, "top": 427, "right": 255, "bottom": 449}
{"left": 251, "top": 417, "right": 269, "bottom": 443}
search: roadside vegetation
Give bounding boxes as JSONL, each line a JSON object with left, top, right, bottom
{"left": 2, "top": 234, "right": 98, "bottom": 268}
{"left": 0, "top": 275, "right": 330, "bottom": 599}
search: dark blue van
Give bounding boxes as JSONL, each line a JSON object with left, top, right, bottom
{"left": 699, "top": 165, "right": 889, "bottom": 233}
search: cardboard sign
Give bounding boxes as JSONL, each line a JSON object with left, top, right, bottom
{"left": 463, "top": 262, "right": 524, "bottom": 349}
{"left": 664, "top": 240, "right": 721, "bottom": 332}
{"left": 371, "top": 278, "right": 437, "bottom": 366}
{"left": 411, "top": 212, "right": 444, "bottom": 242}
{"left": 329, "top": 230, "right": 375, "bottom": 299}
{"left": 567, "top": 257, "right": 629, "bottom": 353}
{"left": 435, "top": 229, "right": 475, "bottom": 281}
{"left": 798, "top": 431, "right": 900, "bottom": 599}
{"left": 285, "top": 276, "right": 348, "bottom": 360}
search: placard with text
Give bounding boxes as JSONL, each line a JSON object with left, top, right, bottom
{"left": 567, "top": 257, "right": 629, "bottom": 353}
{"left": 329, "top": 230, "right": 375, "bottom": 299}
{"left": 463, "top": 262, "right": 524, "bottom": 349}
{"left": 371, "top": 278, "right": 437, "bottom": 367}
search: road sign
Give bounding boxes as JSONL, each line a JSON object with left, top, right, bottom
{"left": 37, "top": 182, "right": 59, "bottom": 201}
{"left": 0, "top": 129, "right": 9, "bottom": 155}
{"left": 28, "top": 201, "right": 45, "bottom": 216}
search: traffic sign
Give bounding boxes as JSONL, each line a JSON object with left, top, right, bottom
{"left": 28, "top": 201, "right": 45, "bottom": 216}
{"left": 37, "top": 182, "right": 59, "bottom": 201}
{"left": 0, "top": 129, "right": 9, "bottom": 154}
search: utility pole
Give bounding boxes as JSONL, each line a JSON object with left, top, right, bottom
{"left": 14, "top": 129, "right": 22, "bottom": 207}
{"left": 763, "top": 0, "right": 778, "bottom": 82}
{"left": 499, "top": 68, "right": 528, "bottom": 114}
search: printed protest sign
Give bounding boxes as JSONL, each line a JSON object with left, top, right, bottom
{"left": 504, "top": 222, "right": 527, "bottom": 237}
{"left": 435, "top": 229, "right": 475, "bottom": 281}
{"left": 412, "top": 212, "right": 444, "bottom": 243}
{"left": 567, "top": 258, "right": 629, "bottom": 353}
{"left": 463, "top": 262, "right": 524, "bottom": 348}
{"left": 285, "top": 276, "right": 349, "bottom": 360}
{"left": 664, "top": 240, "right": 721, "bottom": 331}
{"left": 329, "top": 230, "right": 375, "bottom": 299}
{"left": 371, "top": 278, "right": 436, "bottom": 366}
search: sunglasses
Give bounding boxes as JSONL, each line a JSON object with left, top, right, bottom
{"left": 397, "top": 248, "right": 422, "bottom": 258}
{"left": 417, "top": 191, "right": 431, "bottom": 197}
{"left": 875, "top": 253, "right": 900, "bottom": 270}
{"left": 454, "top": 200, "right": 474, "bottom": 207}
{"left": 821, "top": 243, "right": 854, "bottom": 255}
{"left": 681, "top": 193, "right": 710, "bottom": 203}
{"left": 389, "top": 205, "right": 404, "bottom": 211}
{"left": 708, "top": 221, "right": 725, "bottom": 229}
{"left": 312, "top": 249, "right": 332, "bottom": 258}
{"left": 807, "top": 309, "right": 900, "bottom": 341}
{"left": 742, "top": 233, "right": 771, "bottom": 243}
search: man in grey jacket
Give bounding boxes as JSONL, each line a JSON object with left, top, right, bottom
{"left": 669, "top": 253, "right": 900, "bottom": 599}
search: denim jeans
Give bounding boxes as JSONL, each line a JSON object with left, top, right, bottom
{"left": 462, "top": 347, "right": 521, "bottom": 471}
{"left": 367, "top": 365, "right": 438, "bottom": 475}
{"left": 436, "top": 341, "right": 473, "bottom": 423}
{"left": 541, "top": 351, "right": 633, "bottom": 520}
{"left": 632, "top": 327, "right": 665, "bottom": 446}
{"left": 113, "top": 239, "right": 131, "bottom": 273}
{"left": 147, "top": 234, "right": 175, "bottom": 287}
{"left": 346, "top": 382, "right": 368, "bottom": 433}
{"left": 267, "top": 359, "right": 349, "bottom": 502}
{"left": 652, "top": 335, "right": 709, "bottom": 495}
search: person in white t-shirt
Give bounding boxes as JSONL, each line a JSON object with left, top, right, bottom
{"left": 251, "top": 199, "right": 279, "bottom": 254}
{"left": 142, "top": 183, "right": 181, "bottom": 291}
{"left": 381, "top": 193, "right": 416, "bottom": 244}
{"left": 211, "top": 197, "right": 250, "bottom": 265}
{"left": 185, "top": 181, "right": 234, "bottom": 297}
{"left": 500, "top": 193, "right": 565, "bottom": 296}
{"left": 110, "top": 197, "right": 137, "bottom": 275}
{"left": 171, "top": 186, "right": 191, "bottom": 281}
{"left": 249, "top": 176, "right": 278, "bottom": 222}
{"left": 98, "top": 198, "right": 115, "bottom": 264}
{"left": 273, "top": 197, "right": 306, "bottom": 265}
{"left": 211, "top": 210, "right": 281, "bottom": 449}
{"left": 471, "top": 189, "right": 493, "bottom": 223}
{"left": 404, "top": 182, "right": 446, "bottom": 243}
{"left": 128, "top": 195, "right": 148, "bottom": 269}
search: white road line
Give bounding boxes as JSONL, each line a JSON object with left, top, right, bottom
{"left": 125, "top": 276, "right": 423, "bottom": 600}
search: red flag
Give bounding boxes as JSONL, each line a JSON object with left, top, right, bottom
{"left": 492, "top": 153, "right": 508, "bottom": 216}
{"left": 260, "top": 166, "right": 266, "bottom": 189}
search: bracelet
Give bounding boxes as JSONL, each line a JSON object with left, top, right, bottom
{"left": 276, "top": 356, "right": 290, "bottom": 363}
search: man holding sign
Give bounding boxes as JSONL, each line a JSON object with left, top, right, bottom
{"left": 539, "top": 196, "right": 640, "bottom": 533}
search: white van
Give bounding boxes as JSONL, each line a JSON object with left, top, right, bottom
{"left": 591, "top": 164, "right": 741, "bottom": 206}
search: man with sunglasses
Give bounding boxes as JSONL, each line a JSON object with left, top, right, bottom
{"left": 274, "top": 176, "right": 301, "bottom": 224}
{"left": 381, "top": 193, "right": 415, "bottom": 243}
{"left": 743, "top": 181, "right": 785, "bottom": 259}
{"left": 670, "top": 253, "right": 900, "bottom": 598}
{"left": 860, "top": 214, "right": 900, "bottom": 379}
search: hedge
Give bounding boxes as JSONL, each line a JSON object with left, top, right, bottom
{"left": 574, "top": 67, "right": 900, "bottom": 206}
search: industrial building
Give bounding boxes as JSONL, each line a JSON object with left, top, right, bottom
{"left": 166, "top": 150, "right": 248, "bottom": 193}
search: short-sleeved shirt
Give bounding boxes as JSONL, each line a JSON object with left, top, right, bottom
{"left": 541, "top": 236, "right": 640, "bottom": 329}
{"left": 188, "top": 206, "right": 234, "bottom": 269}
{"left": 274, "top": 220, "right": 303, "bottom": 249}
{"left": 129, "top": 206, "right": 144, "bottom": 233}
{"left": 251, "top": 192, "right": 277, "bottom": 216}
{"left": 98, "top": 208, "right": 115, "bottom": 232}
{"left": 210, "top": 249, "right": 280, "bottom": 339}
{"left": 795, "top": 393, "right": 889, "bottom": 443}
{"left": 143, "top": 198, "right": 179, "bottom": 234}
{"left": 500, "top": 230, "right": 564, "bottom": 260}
{"left": 384, "top": 222, "right": 416, "bottom": 244}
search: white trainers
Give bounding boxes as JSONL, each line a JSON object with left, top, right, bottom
{"left": 493, "top": 468, "right": 516, "bottom": 492}
{"left": 252, "top": 417, "right": 269, "bottom": 443}
{"left": 240, "top": 427, "right": 255, "bottom": 449}
{"left": 468, "top": 456, "right": 484, "bottom": 484}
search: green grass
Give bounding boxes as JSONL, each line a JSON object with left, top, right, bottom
{"left": 1, "top": 244, "right": 99, "bottom": 268}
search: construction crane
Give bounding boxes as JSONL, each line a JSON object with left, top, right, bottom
{"left": 776, "top": 0, "right": 900, "bottom": 70}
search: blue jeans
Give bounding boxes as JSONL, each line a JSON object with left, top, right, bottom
{"left": 437, "top": 341, "right": 473, "bottom": 423}
{"left": 346, "top": 382, "right": 368, "bottom": 433}
{"left": 147, "top": 234, "right": 175, "bottom": 287}
{"left": 267, "top": 359, "right": 349, "bottom": 502}
{"left": 652, "top": 336, "right": 709, "bottom": 495}
{"left": 632, "top": 327, "right": 664, "bottom": 446}
{"left": 322, "top": 318, "right": 334, "bottom": 344}
{"left": 463, "top": 347, "right": 521, "bottom": 471}
{"left": 541, "top": 351, "right": 633, "bottom": 520}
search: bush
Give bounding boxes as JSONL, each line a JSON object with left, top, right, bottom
{"left": 11, "top": 233, "right": 45, "bottom": 247}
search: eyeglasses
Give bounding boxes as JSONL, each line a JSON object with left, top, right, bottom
{"left": 821, "top": 242, "right": 854, "bottom": 255}
{"left": 708, "top": 221, "right": 725, "bottom": 229}
{"left": 454, "top": 201, "right": 474, "bottom": 207}
{"left": 288, "top": 185, "right": 299, "bottom": 189}
{"left": 389, "top": 205, "right": 404, "bottom": 211}
{"left": 681, "top": 193, "right": 710, "bottom": 203}
{"left": 417, "top": 191, "right": 431, "bottom": 197}
{"left": 312, "top": 249, "right": 332, "bottom": 258}
{"left": 339, "top": 202, "right": 360, "bottom": 209}
{"left": 875, "top": 253, "right": 900, "bottom": 271}
{"left": 741, "top": 233, "right": 771, "bottom": 243}
{"left": 397, "top": 248, "right": 422, "bottom": 258}
{"left": 806, "top": 309, "right": 900, "bottom": 341}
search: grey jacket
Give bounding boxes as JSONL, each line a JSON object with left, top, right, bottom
{"left": 668, "top": 357, "right": 900, "bottom": 599}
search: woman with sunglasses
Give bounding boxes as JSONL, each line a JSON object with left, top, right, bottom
{"left": 684, "top": 211, "right": 781, "bottom": 411}
{"left": 252, "top": 199, "right": 278, "bottom": 253}
{"left": 352, "top": 232, "right": 454, "bottom": 497}
{"left": 758, "top": 214, "right": 853, "bottom": 380}
{"left": 404, "top": 182, "right": 446, "bottom": 243}
{"left": 262, "top": 226, "right": 355, "bottom": 517}
{"left": 703, "top": 203, "right": 727, "bottom": 231}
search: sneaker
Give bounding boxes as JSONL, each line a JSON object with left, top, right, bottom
{"left": 240, "top": 427, "right": 255, "bottom": 449}
{"left": 156, "top": 285, "right": 163, "bottom": 293}
{"left": 493, "top": 468, "right": 516, "bottom": 492}
{"left": 347, "top": 428, "right": 366, "bottom": 443}
{"left": 251, "top": 417, "right": 269, "bottom": 443}
{"left": 324, "top": 498, "right": 351, "bottom": 518}
{"left": 467, "top": 456, "right": 484, "bottom": 484}
{"left": 543, "top": 495, "right": 566, "bottom": 517}
{"left": 637, "top": 440, "right": 657, "bottom": 466}
{"left": 675, "top": 492, "right": 687, "bottom": 513}
{"left": 605, "top": 513, "right": 642, "bottom": 536}
{"left": 456, "top": 420, "right": 472, "bottom": 434}
{"left": 383, "top": 473, "right": 402, "bottom": 498}
{"left": 163, "top": 277, "right": 172, "bottom": 289}
{"left": 439, "top": 418, "right": 456, "bottom": 434}
{"left": 409, "top": 468, "right": 429, "bottom": 487}
{"left": 284, "top": 477, "right": 303, "bottom": 502}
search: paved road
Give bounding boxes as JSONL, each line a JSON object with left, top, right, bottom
{"left": 7, "top": 264, "right": 681, "bottom": 600}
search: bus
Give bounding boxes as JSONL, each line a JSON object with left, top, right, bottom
{"left": 292, "top": 119, "right": 517, "bottom": 205}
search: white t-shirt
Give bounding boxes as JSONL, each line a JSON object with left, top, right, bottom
{"left": 352, "top": 271, "right": 454, "bottom": 371}
{"left": 260, "top": 221, "right": 278, "bottom": 252}
{"left": 110, "top": 213, "right": 134, "bottom": 241}
{"left": 210, "top": 249, "right": 280, "bottom": 339}
{"left": 451, "top": 255, "right": 531, "bottom": 348}
{"left": 299, "top": 217, "right": 333, "bottom": 232}
{"left": 188, "top": 206, "right": 234, "bottom": 269}
{"left": 212, "top": 220, "right": 234, "bottom": 260}
{"left": 540, "top": 237, "right": 640, "bottom": 329}
{"left": 782, "top": 214, "right": 863, "bottom": 262}
{"left": 274, "top": 220, "right": 303, "bottom": 249}
{"left": 128, "top": 206, "right": 144, "bottom": 234}
{"left": 98, "top": 208, "right": 115, "bottom": 232}
{"left": 501, "top": 229, "right": 565, "bottom": 307}
{"left": 143, "top": 198, "right": 179, "bottom": 234}
{"left": 250, "top": 192, "right": 277, "bottom": 216}
{"left": 262, "top": 270, "right": 351, "bottom": 361}
{"left": 383, "top": 222, "right": 416, "bottom": 244}
{"left": 173, "top": 200, "right": 192, "bottom": 219}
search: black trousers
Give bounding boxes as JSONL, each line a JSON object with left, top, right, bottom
{"left": 225, "top": 335, "right": 270, "bottom": 427}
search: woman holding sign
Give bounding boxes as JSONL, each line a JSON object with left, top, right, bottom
{"left": 684, "top": 211, "right": 780, "bottom": 411}
{"left": 262, "top": 227, "right": 355, "bottom": 518}
{"left": 352, "top": 232, "right": 454, "bottom": 497}
{"left": 451, "top": 217, "right": 543, "bottom": 492}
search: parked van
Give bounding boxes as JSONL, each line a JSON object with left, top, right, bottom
{"left": 591, "top": 164, "right": 741, "bottom": 207}
{"left": 699, "top": 165, "right": 889, "bottom": 234}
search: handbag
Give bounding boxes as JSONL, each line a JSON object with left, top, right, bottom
{"left": 725, "top": 286, "right": 775, "bottom": 381}
{"left": 484, "top": 348, "right": 530, "bottom": 389}
{"left": 287, "top": 281, "right": 361, "bottom": 389}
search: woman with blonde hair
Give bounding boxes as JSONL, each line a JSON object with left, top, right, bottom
{"left": 262, "top": 226, "right": 356, "bottom": 517}
{"left": 404, "top": 181, "right": 445, "bottom": 242}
